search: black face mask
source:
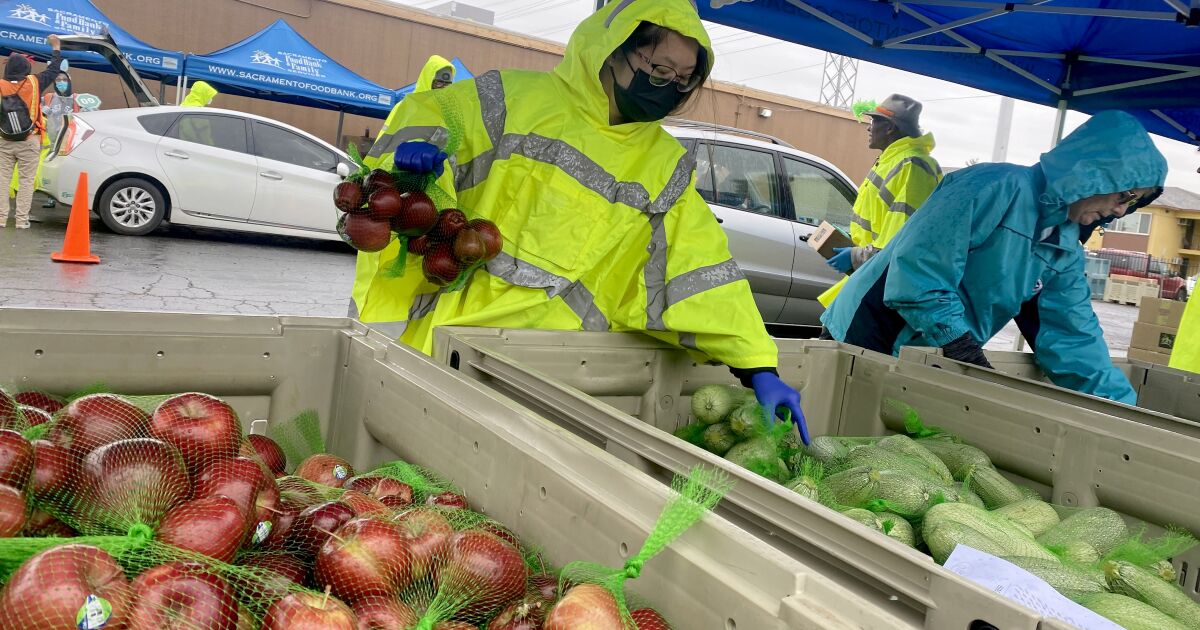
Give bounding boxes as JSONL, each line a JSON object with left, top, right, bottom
{"left": 609, "top": 58, "right": 685, "bottom": 123}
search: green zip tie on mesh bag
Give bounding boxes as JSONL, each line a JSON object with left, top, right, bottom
{"left": 554, "top": 466, "right": 734, "bottom": 627}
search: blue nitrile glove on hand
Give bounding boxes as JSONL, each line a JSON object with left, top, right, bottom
{"left": 750, "top": 371, "right": 810, "bottom": 445}
{"left": 394, "top": 141, "right": 448, "bottom": 177}
{"left": 826, "top": 247, "right": 854, "bottom": 274}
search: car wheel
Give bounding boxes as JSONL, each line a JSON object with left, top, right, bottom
{"left": 98, "top": 178, "right": 166, "bottom": 236}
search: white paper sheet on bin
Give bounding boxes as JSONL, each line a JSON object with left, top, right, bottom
{"left": 944, "top": 545, "right": 1123, "bottom": 630}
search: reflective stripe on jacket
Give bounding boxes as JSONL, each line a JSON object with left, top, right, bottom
{"left": 350, "top": 0, "right": 778, "bottom": 369}
{"left": 818, "top": 133, "right": 941, "bottom": 307}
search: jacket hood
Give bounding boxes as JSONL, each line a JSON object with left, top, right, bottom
{"left": 4, "top": 53, "right": 30, "bottom": 81}
{"left": 554, "top": 0, "right": 713, "bottom": 127}
{"left": 881, "top": 132, "right": 935, "bottom": 160}
{"left": 52, "top": 71, "right": 72, "bottom": 95}
{"left": 416, "top": 55, "right": 453, "bottom": 93}
{"left": 181, "top": 81, "right": 218, "bottom": 107}
{"left": 1037, "top": 111, "right": 1167, "bottom": 224}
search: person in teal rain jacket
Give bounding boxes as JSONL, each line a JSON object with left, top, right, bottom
{"left": 821, "top": 111, "right": 1166, "bottom": 405}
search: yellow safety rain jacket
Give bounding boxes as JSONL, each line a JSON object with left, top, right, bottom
{"left": 351, "top": 0, "right": 778, "bottom": 369}
{"left": 818, "top": 133, "right": 941, "bottom": 307}
{"left": 1169, "top": 296, "right": 1198, "bottom": 373}
{"left": 351, "top": 56, "right": 456, "bottom": 313}
{"left": 181, "top": 81, "right": 217, "bottom": 107}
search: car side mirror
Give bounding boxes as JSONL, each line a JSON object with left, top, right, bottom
{"left": 336, "top": 162, "right": 352, "bottom": 178}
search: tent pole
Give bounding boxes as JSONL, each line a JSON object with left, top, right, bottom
{"left": 335, "top": 110, "right": 345, "bottom": 147}
{"left": 1050, "top": 98, "right": 1068, "bottom": 146}
{"left": 158, "top": 80, "right": 166, "bottom": 104}
{"left": 991, "top": 96, "right": 1014, "bottom": 162}
{"left": 177, "top": 74, "right": 185, "bottom": 105}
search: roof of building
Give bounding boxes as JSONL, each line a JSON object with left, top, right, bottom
{"left": 1152, "top": 186, "right": 1200, "bottom": 212}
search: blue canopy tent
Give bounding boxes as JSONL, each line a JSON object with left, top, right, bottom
{"left": 696, "top": 0, "right": 1200, "bottom": 146}
{"left": 395, "top": 57, "right": 474, "bottom": 100}
{"left": 182, "top": 19, "right": 393, "bottom": 123}
{"left": 0, "top": 0, "right": 183, "bottom": 80}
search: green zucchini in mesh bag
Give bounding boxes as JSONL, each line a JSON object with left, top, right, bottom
{"left": 1081, "top": 593, "right": 1192, "bottom": 630}
{"left": 1102, "top": 526, "right": 1197, "bottom": 585}
{"left": 1003, "top": 556, "right": 1106, "bottom": 602}
{"left": 953, "top": 483, "right": 986, "bottom": 509}
{"left": 700, "top": 422, "right": 738, "bottom": 456}
{"left": 784, "top": 457, "right": 825, "bottom": 503}
{"left": 873, "top": 434, "right": 954, "bottom": 484}
{"left": 837, "top": 445, "right": 951, "bottom": 485}
{"left": 727, "top": 401, "right": 769, "bottom": 438}
{"left": 922, "top": 502, "right": 1057, "bottom": 564}
{"left": 840, "top": 508, "right": 887, "bottom": 533}
{"left": 824, "top": 466, "right": 949, "bottom": 519}
{"left": 1038, "top": 507, "right": 1129, "bottom": 557}
{"left": 993, "top": 499, "right": 1061, "bottom": 537}
{"left": 804, "top": 436, "right": 852, "bottom": 465}
{"left": 690, "top": 384, "right": 746, "bottom": 425}
{"left": 1057, "top": 540, "right": 1102, "bottom": 565}
{"left": 878, "top": 512, "right": 918, "bottom": 548}
{"left": 916, "top": 438, "right": 992, "bottom": 480}
{"left": 551, "top": 467, "right": 732, "bottom": 628}
{"left": 724, "top": 426, "right": 791, "bottom": 482}
{"left": 962, "top": 464, "right": 1025, "bottom": 509}
{"left": 1104, "top": 560, "right": 1200, "bottom": 627}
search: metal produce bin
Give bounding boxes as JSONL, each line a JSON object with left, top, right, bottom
{"left": 0, "top": 308, "right": 909, "bottom": 630}
{"left": 434, "top": 327, "right": 1200, "bottom": 630}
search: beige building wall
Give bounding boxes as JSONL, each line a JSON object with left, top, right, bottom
{"left": 72, "top": 0, "right": 876, "bottom": 181}
{"left": 1145, "top": 207, "right": 1185, "bottom": 261}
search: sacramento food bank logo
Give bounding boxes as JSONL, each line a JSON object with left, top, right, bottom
{"left": 9, "top": 4, "right": 50, "bottom": 24}
{"left": 250, "top": 50, "right": 283, "bottom": 68}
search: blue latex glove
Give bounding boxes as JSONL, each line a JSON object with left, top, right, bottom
{"left": 750, "top": 372, "right": 810, "bottom": 445}
{"left": 826, "top": 247, "right": 853, "bottom": 274}
{"left": 393, "top": 141, "right": 448, "bottom": 177}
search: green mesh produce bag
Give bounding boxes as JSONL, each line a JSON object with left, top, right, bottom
{"left": 547, "top": 467, "right": 733, "bottom": 629}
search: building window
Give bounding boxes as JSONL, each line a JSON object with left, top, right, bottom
{"left": 1108, "top": 213, "right": 1152, "bottom": 235}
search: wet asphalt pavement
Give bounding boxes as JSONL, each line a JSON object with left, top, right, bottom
{"left": 0, "top": 195, "right": 356, "bottom": 316}
{"left": 0, "top": 193, "right": 1136, "bottom": 355}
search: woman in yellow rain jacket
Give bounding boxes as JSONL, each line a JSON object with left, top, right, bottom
{"left": 353, "top": 0, "right": 808, "bottom": 441}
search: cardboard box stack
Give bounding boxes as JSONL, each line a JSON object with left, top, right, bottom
{"left": 1129, "top": 297, "right": 1185, "bottom": 366}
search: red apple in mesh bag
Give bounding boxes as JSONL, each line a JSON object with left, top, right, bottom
{"left": 488, "top": 593, "right": 550, "bottom": 630}
{"left": 156, "top": 496, "right": 249, "bottom": 563}
{"left": 426, "top": 491, "right": 469, "bottom": 510}
{"left": 24, "top": 508, "right": 77, "bottom": 537}
{"left": 314, "top": 517, "right": 413, "bottom": 605}
{"left": 467, "top": 218, "right": 503, "bottom": 260}
{"left": 0, "top": 429, "right": 34, "bottom": 489}
{"left": 80, "top": 437, "right": 190, "bottom": 533}
{"left": 367, "top": 186, "right": 405, "bottom": 221}
{"left": 260, "top": 496, "right": 304, "bottom": 551}
{"left": 353, "top": 598, "right": 420, "bottom": 629}
{"left": 126, "top": 561, "right": 239, "bottom": 630}
{"left": 345, "top": 475, "right": 414, "bottom": 506}
{"left": 393, "top": 507, "right": 453, "bottom": 581}
{"left": 339, "top": 213, "right": 393, "bottom": 253}
{"left": 362, "top": 168, "right": 394, "bottom": 195}
{"left": 453, "top": 229, "right": 488, "bottom": 265}
{"left": 262, "top": 590, "right": 357, "bottom": 630}
{"left": 0, "top": 388, "right": 19, "bottom": 429}
{"left": 341, "top": 489, "right": 391, "bottom": 518}
{"left": 479, "top": 522, "right": 520, "bottom": 549}
{"left": 14, "top": 390, "right": 65, "bottom": 414}
{"left": 631, "top": 607, "right": 671, "bottom": 629}
{"left": 295, "top": 453, "right": 355, "bottom": 488}
{"left": 334, "top": 180, "right": 365, "bottom": 213}
{"left": 424, "top": 242, "right": 465, "bottom": 286}
{"left": 528, "top": 573, "right": 564, "bottom": 602}
{"left": 18, "top": 405, "right": 52, "bottom": 426}
{"left": 435, "top": 529, "right": 527, "bottom": 619}
{"left": 278, "top": 475, "right": 329, "bottom": 507}
{"left": 238, "top": 552, "right": 308, "bottom": 601}
{"left": 194, "top": 456, "right": 279, "bottom": 526}
{"left": 0, "top": 544, "right": 132, "bottom": 630}
{"left": 0, "top": 485, "right": 26, "bottom": 538}
{"left": 392, "top": 191, "right": 439, "bottom": 237}
{"left": 437, "top": 623, "right": 480, "bottom": 630}
{"left": 49, "top": 393, "right": 150, "bottom": 456}
{"left": 236, "top": 604, "right": 256, "bottom": 630}
{"left": 432, "top": 208, "right": 468, "bottom": 240}
{"left": 247, "top": 434, "right": 287, "bottom": 476}
{"left": 31, "top": 439, "right": 76, "bottom": 503}
{"left": 409, "top": 233, "right": 435, "bottom": 256}
{"left": 150, "top": 392, "right": 242, "bottom": 472}
{"left": 544, "top": 583, "right": 624, "bottom": 630}
{"left": 289, "top": 500, "right": 356, "bottom": 558}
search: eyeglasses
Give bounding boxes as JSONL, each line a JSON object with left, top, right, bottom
{"left": 1117, "top": 187, "right": 1163, "bottom": 210}
{"left": 631, "top": 50, "right": 702, "bottom": 93}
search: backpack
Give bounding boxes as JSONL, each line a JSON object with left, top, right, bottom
{"left": 0, "top": 76, "right": 39, "bottom": 141}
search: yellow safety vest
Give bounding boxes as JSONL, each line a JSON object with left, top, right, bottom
{"left": 1169, "top": 295, "right": 1198, "bottom": 373}
{"left": 818, "top": 133, "right": 941, "bottom": 307}
{"left": 350, "top": 0, "right": 778, "bottom": 370}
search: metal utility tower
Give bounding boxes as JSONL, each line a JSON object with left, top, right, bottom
{"left": 819, "top": 53, "right": 858, "bottom": 110}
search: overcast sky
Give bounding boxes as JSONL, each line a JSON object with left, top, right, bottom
{"left": 398, "top": 0, "right": 1200, "bottom": 192}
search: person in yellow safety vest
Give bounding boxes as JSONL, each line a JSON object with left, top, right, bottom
{"left": 351, "top": 55, "right": 456, "bottom": 317}
{"left": 180, "top": 81, "right": 218, "bottom": 107}
{"left": 818, "top": 94, "right": 941, "bottom": 307}
{"left": 1170, "top": 296, "right": 1197, "bottom": 373}
{"left": 351, "top": 0, "right": 810, "bottom": 443}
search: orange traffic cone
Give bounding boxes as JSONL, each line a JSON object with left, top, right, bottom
{"left": 51, "top": 171, "right": 99, "bottom": 264}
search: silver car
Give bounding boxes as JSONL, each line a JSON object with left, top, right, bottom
{"left": 666, "top": 122, "right": 856, "bottom": 329}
